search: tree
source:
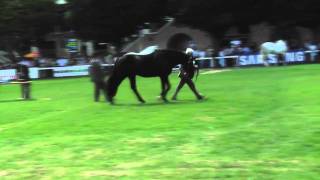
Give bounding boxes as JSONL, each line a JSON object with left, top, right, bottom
{"left": 71, "top": 0, "right": 167, "bottom": 44}
{"left": 0, "top": 0, "right": 57, "bottom": 52}
{"left": 172, "top": 0, "right": 320, "bottom": 41}
{"left": 1, "top": 0, "right": 319, "bottom": 53}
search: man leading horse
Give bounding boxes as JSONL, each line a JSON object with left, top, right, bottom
{"left": 171, "top": 48, "right": 204, "bottom": 101}
{"left": 105, "top": 47, "right": 204, "bottom": 104}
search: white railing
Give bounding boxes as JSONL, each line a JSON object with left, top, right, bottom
{"left": 0, "top": 50, "right": 318, "bottom": 81}
{"left": 195, "top": 49, "right": 319, "bottom": 67}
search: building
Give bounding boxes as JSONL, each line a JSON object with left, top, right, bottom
{"left": 121, "top": 18, "right": 215, "bottom": 53}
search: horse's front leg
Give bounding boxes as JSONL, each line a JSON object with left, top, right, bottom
{"left": 129, "top": 75, "right": 145, "bottom": 103}
{"left": 261, "top": 51, "right": 269, "bottom": 67}
{"left": 263, "top": 55, "right": 270, "bottom": 67}
{"left": 160, "top": 76, "right": 170, "bottom": 102}
{"left": 278, "top": 53, "right": 286, "bottom": 66}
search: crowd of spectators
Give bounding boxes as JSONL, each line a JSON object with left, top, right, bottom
{"left": 1, "top": 40, "right": 319, "bottom": 70}
{"left": 0, "top": 54, "right": 116, "bottom": 70}
{"left": 216, "top": 40, "right": 319, "bottom": 67}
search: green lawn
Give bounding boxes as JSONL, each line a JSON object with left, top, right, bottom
{"left": 0, "top": 65, "right": 320, "bottom": 179}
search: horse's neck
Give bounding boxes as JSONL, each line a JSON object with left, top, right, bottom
{"left": 160, "top": 51, "right": 188, "bottom": 66}
{"left": 262, "top": 40, "right": 287, "bottom": 53}
{"left": 275, "top": 40, "right": 287, "bottom": 52}
{"left": 275, "top": 40, "right": 285, "bottom": 45}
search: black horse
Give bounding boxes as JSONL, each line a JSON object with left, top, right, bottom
{"left": 106, "top": 49, "right": 193, "bottom": 104}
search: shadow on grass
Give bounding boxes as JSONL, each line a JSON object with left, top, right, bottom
{"left": 0, "top": 98, "right": 37, "bottom": 103}
{"left": 110, "top": 98, "right": 209, "bottom": 107}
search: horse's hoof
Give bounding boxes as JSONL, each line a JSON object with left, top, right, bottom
{"left": 197, "top": 95, "right": 205, "bottom": 100}
{"left": 109, "top": 100, "right": 115, "bottom": 105}
{"left": 156, "top": 96, "right": 162, "bottom": 100}
{"left": 171, "top": 97, "right": 177, "bottom": 101}
{"left": 139, "top": 100, "right": 146, "bottom": 103}
{"left": 107, "top": 99, "right": 114, "bottom": 105}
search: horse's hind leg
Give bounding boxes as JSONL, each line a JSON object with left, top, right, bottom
{"left": 278, "top": 53, "right": 286, "bottom": 66}
{"left": 260, "top": 50, "right": 269, "bottom": 67}
{"left": 129, "top": 76, "right": 145, "bottom": 103}
{"left": 160, "top": 76, "right": 171, "bottom": 102}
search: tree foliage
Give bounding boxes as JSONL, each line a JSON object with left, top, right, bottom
{"left": 70, "top": 0, "right": 167, "bottom": 44}
{"left": 175, "top": 0, "right": 320, "bottom": 34}
{"left": 0, "top": 0, "right": 57, "bottom": 51}
{"left": 0, "top": 0, "right": 319, "bottom": 51}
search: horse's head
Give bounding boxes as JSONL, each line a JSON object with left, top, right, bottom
{"left": 276, "top": 39, "right": 286, "bottom": 45}
{"left": 105, "top": 57, "right": 127, "bottom": 104}
{"left": 105, "top": 75, "right": 117, "bottom": 104}
{"left": 275, "top": 40, "right": 288, "bottom": 53}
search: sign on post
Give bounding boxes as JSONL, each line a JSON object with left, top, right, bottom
{"left": 66, "top": 39, "right": 79, "bottom": 53}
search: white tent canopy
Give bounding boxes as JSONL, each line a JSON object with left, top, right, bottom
{"left": 0, "top": 51, "right": 11, "bottom": 64}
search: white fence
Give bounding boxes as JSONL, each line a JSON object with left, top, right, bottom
{"left": 0, "top": 69, "right": 16, "bottom": 82}
{"left": 0, "top": 50, "right": 318, "bottom": 81}
{"left": 196, "top": 50, "right": 319, "bottom": 67}
{"left": 0, "top": 64, "right": 114, "bottom": 82}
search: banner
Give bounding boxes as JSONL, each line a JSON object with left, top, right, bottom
{"left": 66, "top": 39, "right": 79, "bottom": 53}
{"left": 29, "top": 68, "right": 40, "bottom": 79}
{"left": 0, "top": 64, "right": 115, "bottom": 80}
{"left": 52, "top": 65, "right": 90, "bottom": 77}
{"left": 0, "top": 69, "right": 16, "bottom": 82}
{"left": 239, "top": 51, "right": 306, "bottom": 66}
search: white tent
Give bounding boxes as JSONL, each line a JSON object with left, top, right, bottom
{"left": 0, "top": 51, "right": 11, "bottom": 64}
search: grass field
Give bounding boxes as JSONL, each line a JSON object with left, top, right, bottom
{"left": 1, "top": 64, "right": 320, "bottom": 179}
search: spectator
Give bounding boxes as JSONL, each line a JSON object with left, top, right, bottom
{"left": 242, "top": 46, "right": 252, "bottom": 55}
{"left": 305, "top": 42, "right": 318, "bottom": 62}
{"left": 206, "top": 48, "right": 215, "bottom": 68}
{"left": 56, "top": 57, "right": 69, "bottom": 66}
{"left": 19, "top": 58, "right": 32, "bottom": 67}
{"left": 89, "top": 58, "right": 106, "bottom": 102}
{"left": 217, "top": 47, "right": 234, "bottom": 68}
{"left": 16, "top": 64, "right": 31, "bottom": 99}
{"left": 38, "top": 57, "right": 52, "bottom": 67}
{"left": 76, "top": 56, "right": 88, "bottom": 65}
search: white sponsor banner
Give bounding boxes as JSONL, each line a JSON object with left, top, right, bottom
{"left": 52, "top": 65, "right": 90, "bottom": 77}
{"left": 285, "top": 51, "right": 305, "bottom": 62}
{"left": 0, "top": 68, "right": 39, "bottom": 81}
{"left": 29, "top": 67, "right": 39, "bottom": 79}
{"left": 0, "top": 69, "right": 16, "bottom": 82}
{"left": 0, "top": 64, "right": 115, "bottom": 80}
{"left": 239, "top": 51, "right": 306, "bottom": 66}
